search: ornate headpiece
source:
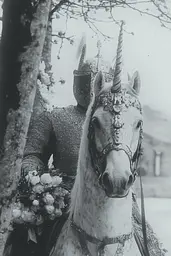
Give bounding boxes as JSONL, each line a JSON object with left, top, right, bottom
{"left": 88, "top": 21, "right": 143, "bottom": 180}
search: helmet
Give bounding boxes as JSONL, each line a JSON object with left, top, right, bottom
{"left": 73, "top": 37, "right": 114, "bottom": 109}
{"left": 73, "top": 38, "right": 98, "bottom": 109}
{"left": 73, "top": 59, "right": 98, "bottom": 109}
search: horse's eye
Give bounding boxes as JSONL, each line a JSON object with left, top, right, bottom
{"left": 136, "top": 120, "right": 142, "bottom": 129}
{"left": 92, "top": 117, "right": 101, "bottom": 129}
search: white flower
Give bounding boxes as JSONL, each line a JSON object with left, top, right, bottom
{"left": 42, "top": 73, "right": 50, "bottom": 86}
{"left": 58, "top": 200, "right": 65, "bottom": 209}
{"left": 29, "top": 193, "right": 36, "bottom": 201}
{"left": 40, "top": 173, "right": 52, "bottom": 185}
{"left": 25, "top": 175, "right": 29, "bottom": 181}
{"left": 30, "top": 176, "right": 40, "bottom": 186}
{"left": 21, "top": 210, "right": 35, "bottom": 223}
{"left": 49, "top": 213, "right": 56, "bottom": 220}
{"left": 12, "top": 209, "right": 21, "bottom": 218}
{"left": 54, "top": 187, "right": 69, "bottom": 197}
{"left": 13, "top": 217, "right": 24, "bottom": 224}
{"left": 33, "top": 184, "right": 44, "bottom": 194}
{"left": 31, "top": 206, "right": 39, "bottom": 213}
{"left": 43, "top": 193, "right": 54, "bottom": 205}
{"left": 26, "top": 170, "right": 39, "bottom": 183}
{"left": 55, "top": 208, "right": 62, "bottom": 217}
{"left": 15, "top": 202, "right": 22, "bottom": 209}
{"left": 45, "top": 205, "right": 54, "bottom": 214}
{"left": 32, "top": 200, "right": 39, "bottom": 206}
{"left": 52, "top": 176, "right": 62, "bottom": 187}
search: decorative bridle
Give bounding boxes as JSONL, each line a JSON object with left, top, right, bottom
{"left": 88, "top": 88, "right": 143, "bottom": 185}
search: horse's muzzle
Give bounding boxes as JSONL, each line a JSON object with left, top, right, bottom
{"left": 101, "top": 171, "right": 134, "bottom": 198}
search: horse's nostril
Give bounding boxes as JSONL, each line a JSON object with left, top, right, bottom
{"left": 121, "top": 174, "right": 133, "bottom": 190}
{"left": 102, "top": 172, "right": 110, "bottom": 186}
{"left": 102, "top": 172, "right": 113, "bottom": 193}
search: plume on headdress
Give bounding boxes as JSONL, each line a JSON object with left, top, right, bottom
{"left": 76, "top": 34, "right": 86, "bottom": 70}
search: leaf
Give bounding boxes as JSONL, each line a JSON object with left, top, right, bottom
{"left": 36, "top": 225, "right": 43, "bottom": 236}
{"left": 28, "top": 228, "right": 37, "bottom": 244}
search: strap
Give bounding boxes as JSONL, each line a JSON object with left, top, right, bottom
{"left": 139, "top": 173, "right": 150, "bottom": 256}
{"left": 134, "top": 230, "right": 147, "bottom": 256}
{"left": 71, "top": 221, "right": 92, "bottom": 256}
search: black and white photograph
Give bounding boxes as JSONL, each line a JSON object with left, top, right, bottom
{"left": 0, "top": 0, "right": 171, "bottom": 255}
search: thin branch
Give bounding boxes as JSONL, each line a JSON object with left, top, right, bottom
{"left": 151, "top": 0, "right": 171, "bottom": 21}
{"left": 59, "top": 0, "right": 151, "bottom": 10}
{"left": 51, "top": 0, "right": 171, "bottom": 42}
{"left": 50, "top": 0, "right": 69, "bottom": 16}
{"left": 52, "top": 33, "right": 74, "bottom": 40}
{"left": 56, "top": 2, "right": 71, "bottom": 58}
{"left": 124, "top": 2, "right": 171, "bottom": 24}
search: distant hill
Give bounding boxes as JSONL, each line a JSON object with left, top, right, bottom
{"left": 143, "top": 105, "right": 171, "bottom": 144}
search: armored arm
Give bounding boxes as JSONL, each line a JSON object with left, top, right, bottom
{"left": 21, "top": 111, "right": 55, "bottom": 175}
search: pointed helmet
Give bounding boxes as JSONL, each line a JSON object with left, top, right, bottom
{"left": 73, "top": 37, "right": 97, "bottom": 109}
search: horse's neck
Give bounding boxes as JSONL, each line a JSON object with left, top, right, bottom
{"left": 71, "top": 168, "right": 133, "bottom": 239}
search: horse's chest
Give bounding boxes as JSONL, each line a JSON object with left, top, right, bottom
{"left": 103, "top": 239, "right": 140, "bottom": 256}
{"left": 86, "top": 238, "right": 141, "bottom": 256}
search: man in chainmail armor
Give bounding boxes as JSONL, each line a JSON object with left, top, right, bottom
{"left": 4, "top": 36, "right": 167, "bottom": 256}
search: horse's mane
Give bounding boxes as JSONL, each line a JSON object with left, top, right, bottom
{"left": 69, "top": 93, "right": 96, "bottom": 217}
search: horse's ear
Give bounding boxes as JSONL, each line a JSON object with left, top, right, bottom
{"left": 93, "top": 71, "right": 105, "bottom": 96}
{"left": 129, "top": 71, "right": 141, "bottom": 95}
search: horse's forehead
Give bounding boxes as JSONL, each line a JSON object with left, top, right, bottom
{"left": 95, "top": 88, "right": 142, "bottom": 115}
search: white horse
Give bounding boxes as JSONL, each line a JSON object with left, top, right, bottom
{"left": 50, "top": 64, "right": 144, "bottom": 256}
{"left": 50, "top": 19, "right": 146, "bottom": 256}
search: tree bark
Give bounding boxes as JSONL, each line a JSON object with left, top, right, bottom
{"left": 0, "top": 0, "right": 52, "bottom": 254}
{"left": 31, "top": 17, "right": 53, "bottom": 123}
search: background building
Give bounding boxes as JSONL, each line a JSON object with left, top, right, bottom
{"left": 135, "top": 105, "right": 171, "bottom": 198}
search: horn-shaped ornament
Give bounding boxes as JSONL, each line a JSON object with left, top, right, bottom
{"left": 111, "top": 21, "right": 125, "bottom": 93}
{"left": 78, "top": 37, "right": 86, "bottom": 70}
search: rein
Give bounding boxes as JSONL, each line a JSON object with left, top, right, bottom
{"left": 71, "top": 219, "right": 133, "bottom": 256}
{"left": 134, "top": 169, "right": 151, "bottom": 256}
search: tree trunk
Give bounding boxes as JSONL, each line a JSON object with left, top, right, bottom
{"left": 31, "top": 17, "right": 53, "bottom": 123}
{"left": 0, "top": 0, "right": 52, "bottom": 254}
{"left": 42, "top": 18, "right": 52, "bottom": 74}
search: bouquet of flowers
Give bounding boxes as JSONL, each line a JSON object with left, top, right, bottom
{"left": 12, "top": 169, "right": 70, "bottom": 226}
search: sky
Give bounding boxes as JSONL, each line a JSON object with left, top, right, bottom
{"left": 0, "top": 2, "right": 171, "bottom": 117}
{"left": 50, "top": 1, "right": 171, "bottom": 118}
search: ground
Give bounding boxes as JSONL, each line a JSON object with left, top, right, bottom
{"left": 137, "top": 198, "right": 171, "bottom": 254}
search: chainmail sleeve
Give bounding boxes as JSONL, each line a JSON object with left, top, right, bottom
{"left": 21, "top": 111, "right": 55, "bottom": 175}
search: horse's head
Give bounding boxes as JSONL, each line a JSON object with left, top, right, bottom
{"left": 88, "top": 22, "right": 143, "bottom": 198}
